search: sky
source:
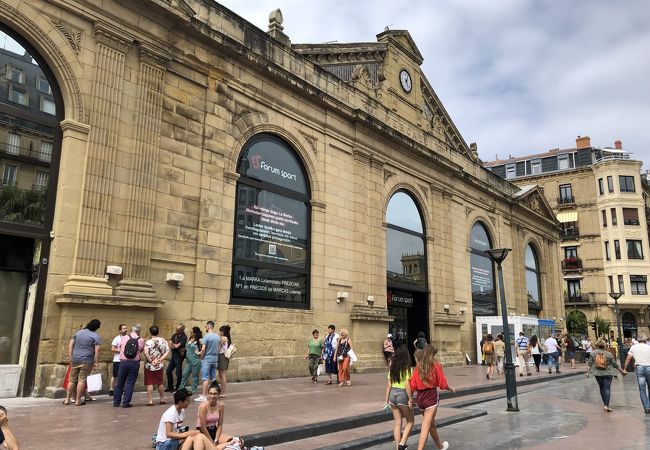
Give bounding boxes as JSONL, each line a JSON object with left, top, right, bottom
{"left": 218, "top": 0, "right": 650, "bottom": 167}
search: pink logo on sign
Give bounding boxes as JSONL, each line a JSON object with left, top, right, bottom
{"left": 250, "top": 154, "right": 261, "bottom": 169}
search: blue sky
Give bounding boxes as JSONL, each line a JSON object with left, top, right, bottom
{"left": 219, "top": 0, "right": 650, "bottom": 167}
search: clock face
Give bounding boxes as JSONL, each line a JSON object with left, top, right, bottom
{"left": 399, "top": 69, "right": 412, "bottom": 93}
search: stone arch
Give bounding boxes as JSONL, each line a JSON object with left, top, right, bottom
{"left": 0, "top": 2, "right": 86, "bottom": 122}
{"left": 227, "top": 123, "right": 322, "bottom": 202}
{"left": 466, "top": 213, "right": 497, "bottom": 248}
{"left": 383, "top": 179, "right": 429, "bottom": 232}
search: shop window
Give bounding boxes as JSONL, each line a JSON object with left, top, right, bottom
{"left": 619, "top": 175, "right": 635, "bottom": 193}
{"left": 525, "top": 244, "right": 542, "bottom": 311}
{"left": 631, "top": 276, "right": 647, "bottom": 295}
{"left": 627, "top": 240, "right": 644, "bottom": 259}
{"left": 470, "top": 222, "right": 496, "bottom": 317}
{"left": 231, "top": 134, "right": 310, "bottom": 308}
{"left": 623, "top": 208, "right": 639, "bottom": 225}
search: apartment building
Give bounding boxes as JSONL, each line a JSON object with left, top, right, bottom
{"left": 485, "top": 136, "right": 650, "bottom": 338}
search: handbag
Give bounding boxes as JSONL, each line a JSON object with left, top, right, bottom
{"left": 224, "top": 344, "right": 236, "bottom": 359}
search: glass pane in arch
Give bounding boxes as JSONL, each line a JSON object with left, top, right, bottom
{"left": 386, "top": 191, "right": 423, "bottom": 233}
{"left": 237, "top": 135, "right": 308, "bottom": 195}
{"left": 0, "top": 32, "right": 58, "bottom": 229}
{"left": 470, "top": 222, "right": 496, "bottom": 316}
{"left": 525, "top": 245, "right": 538, "bottom": 269}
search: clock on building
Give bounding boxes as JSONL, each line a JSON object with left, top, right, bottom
{"left": 399, "top": 69, "right": 412, "bottom": 93}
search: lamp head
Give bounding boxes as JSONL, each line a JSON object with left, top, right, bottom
{"left": 484, "top": 248, "right": 511, "bottom": 265}
{"left": 608, "top": 291, "right": 623, "bottom": 301}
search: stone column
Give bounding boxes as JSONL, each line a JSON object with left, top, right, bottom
{"left": 65, "top": 23, "right": 132, "bottom": 295}
{"left": 116, "top": 44, "right": 170, "bottom": 298}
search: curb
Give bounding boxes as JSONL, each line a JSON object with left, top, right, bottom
{"left": 241, "top": 370, "right": 582, "bottom": 447}
{"left": 313, "top": 409, "right": 488, "bottom": 450}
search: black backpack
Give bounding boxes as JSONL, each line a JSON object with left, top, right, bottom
{"left": 123, "top": 336, "right": 140, "bottom": 359}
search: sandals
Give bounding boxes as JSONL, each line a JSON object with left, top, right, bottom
{"left": 75, "top": 399, "right": 86, "bottom": 406}
{"left": 159, "top": 399, "right": 167, "bottom": 404}
{"left": 326, "top": 381, "right": 333, "bottom": 385}
{"left": 62, "top": 400, "right": 71, "bottom": 406}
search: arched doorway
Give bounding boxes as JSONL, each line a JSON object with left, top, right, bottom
{"left": 0, "top": 29, "right": 63, "bottom": 395}
{"left": 622, "top": 312, "right": 637, "bottom": 338}
{"left": 385, "top": 190, "right": 428, "bottom": 348}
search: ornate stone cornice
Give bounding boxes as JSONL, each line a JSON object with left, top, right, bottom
{"left": 50, "top": 17, "right": 83, "bottom": 55}
{"left": 353, "top": 147, "right": 371, "bottom": 165}
{"left": 139, "top": 42, "right": 172, "bottom": 70}
{"left": 93, "top": 21, "right": 133, "bottom": 53}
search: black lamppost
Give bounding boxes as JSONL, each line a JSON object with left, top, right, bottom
{"left": 484, "top": 247, "right": 518, "bottom": 412}
{"left": 608, "top": 291, "right": 625, "bottom": 366}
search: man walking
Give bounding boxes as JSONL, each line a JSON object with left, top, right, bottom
{"left": 166, "top": 323, "right": 187, "bottom": 393}
{"left": 544, "top": 333, "right": 561, "bottom": 374}
{"left": 623, "top": 335, "right": 650, "bottom": 413}
{"left": 516, "top": 332, "right": 531, "bottom": 376}
{"left": 113, "top": 324, "right": 144, "bottom": 408}
{"left": 195, "top": 321, "right": 219, "bottom": 402}
{"left": 109, "top": 323, "right": 128, "bottom": 396}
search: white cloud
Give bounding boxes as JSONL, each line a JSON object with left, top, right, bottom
{"left": 219, "top": 0, "right": 650, "bottom": 167}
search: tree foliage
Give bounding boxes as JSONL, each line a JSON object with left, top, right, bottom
{"left": 0, "top": 185, "right": 45, "bottom": 226}
{"left": 594, "top": 317, "right": 611, "bottom": 340}
{"left": 566, "top": 308, "right": 588, "bottom": 336}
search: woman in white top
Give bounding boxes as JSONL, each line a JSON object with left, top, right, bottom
{"left": 529, "top": 335, "right": 543, "bottom": 372}
{"left": 217, "top": 325, "right": 232, "bottom": 397}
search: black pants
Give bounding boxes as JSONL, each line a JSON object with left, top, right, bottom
{"left": 595, "top": 375, "right": 613, "bottom": 407}
{"left": 166, "top": 353, "right": 183, "bottom": 390}
{"left": 532, "top": 354, "right": 541, "bottom": 371}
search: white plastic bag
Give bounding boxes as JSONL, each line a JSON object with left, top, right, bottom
{"left": 317, "top": 363, "right": 326, "bottom": 376}
{"left": 86, "top": 373, "right": 102, "bottom": 392}
{"left": 348, "top": 350, "right": 358, "bottom": 363}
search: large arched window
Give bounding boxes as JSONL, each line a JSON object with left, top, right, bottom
{"left": 525, "top": 244, "right": 542, "bottom": 313}
{"left": 386, "top": 190, "right": 428, "bottom": 345}
{"left": 470, "top": 222, "right": 496, "bottom": 317}
{"left": 231, "top": 134, "right": 310, "bottom": 308}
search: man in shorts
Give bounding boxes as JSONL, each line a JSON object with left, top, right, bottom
{"left": 0, "top": 406, "right": 19, "bottom": 450}
{"left": 64, "top": 319, "right": 101, "bottom": 406}
{"left": 196, "top": 321, "right": 219, "bottom": 402}
{"left": 109, "top": 323, "right": 128, "bottom": 396}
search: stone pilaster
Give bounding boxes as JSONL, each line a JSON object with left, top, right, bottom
{"left": 116, "top": 44, "right": 170, "bottom": 298}
{"left": 66, "top": 23, "right": 132, "bottom": 295}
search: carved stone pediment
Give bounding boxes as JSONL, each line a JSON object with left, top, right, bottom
{"left": 514, "top": 185, "right": 557, "bottom": 224}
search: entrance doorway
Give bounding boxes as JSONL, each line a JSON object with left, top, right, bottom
{"left": 388, "top": 290, "right": 429, "bottom": 350}
{"left": 0, "top": 235, "right": 35, "bottom": 365}
{"left": 622, "top": 312, "right": 637, "bottom": 338}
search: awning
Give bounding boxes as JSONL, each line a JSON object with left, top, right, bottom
{"left": 557, "top": 211, "right": 578, "bottom": 223}
{"left": 563, "top": 274, "right": 583, "bottom": 280}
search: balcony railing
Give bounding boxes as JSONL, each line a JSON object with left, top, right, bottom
{"left": 564, "top": 292, "right": 592, "bottom": 304}
{"left": 561, "top": 257, "right": 582, "bottom": 271}
{"left": 0, "top": 141, "right": 52, "bottom": 163}
{"left": 557, "top": 195, "right": 575, "bottom": 205}
{"left": 560, "top": 227, "right": 579, "bottom": 240}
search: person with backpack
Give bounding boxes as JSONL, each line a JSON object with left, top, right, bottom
{"left": 586, "top": 339, "right": 626, "bottom": 412}
{"left": 113, "top": 324, "right": 145, "bottom": 408}
{"left": 482, "top": 334, "right": 496, "bottom": 380}
{"left": 413, "top": 331, "right": 427, "bottom": 351}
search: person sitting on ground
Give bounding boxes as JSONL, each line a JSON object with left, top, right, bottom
{"left": 0, "top": 406, "right": 19, "bottom": 450}
{"left": 155, "top": 388, "right": 211, "bottom": 450}
{"left": 197, "top": 381, "right": 231, "bottom": 447}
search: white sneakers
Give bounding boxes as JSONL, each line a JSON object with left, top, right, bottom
{"left": 441, "top": 441, "right": 450, "bottom": 450}
{"left": 194, "top": 395, "right": 207, "bottom": 402}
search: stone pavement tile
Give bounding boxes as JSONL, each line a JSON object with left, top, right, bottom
{"left": 1, "top": 362, "right": 586, "bottom": 449}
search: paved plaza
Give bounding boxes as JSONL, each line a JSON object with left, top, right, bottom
{"left": 0, "top": 362, "right": 619, "bottom": 449}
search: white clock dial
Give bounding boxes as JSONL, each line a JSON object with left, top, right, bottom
{"left": 399, "top": 69, "right": 412, "bottom": 93}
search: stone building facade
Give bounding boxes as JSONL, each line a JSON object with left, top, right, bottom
{"left": 485, "top": 136, "right": 650, "bottom": 339}
{"left": 0, "top": 0, "right": 563, "bottom": 397}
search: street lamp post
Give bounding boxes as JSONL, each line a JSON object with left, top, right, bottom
{"left": 608, "top": 291, "right": 625, "bottom": 367}
{"left": 484, "top": 247, "right": 519, "bottom": 412}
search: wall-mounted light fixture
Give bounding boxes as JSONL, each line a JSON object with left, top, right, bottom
{"left": 336, "top": 291, "right": 349, "bottom": 303}
{"left": 367, "top": 295, "right": 375, "bottom": 306}
{"left": 166, "top": 272, "right": 184, "bottom": 289}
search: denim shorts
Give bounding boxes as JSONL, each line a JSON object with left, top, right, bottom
{"left": 388, "top": 387, "right": 409, "bottom": 406}
{"left": 156, "top": 439, "right": 180, "bottom": 450}
{"left": 201, "top": 359, "right": 218, "bottom": 381}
